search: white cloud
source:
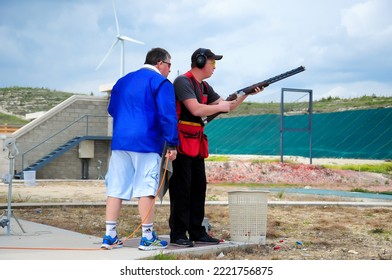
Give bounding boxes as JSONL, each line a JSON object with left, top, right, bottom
{"left": 341, "top": 0, "right": 392, "bottom": 38}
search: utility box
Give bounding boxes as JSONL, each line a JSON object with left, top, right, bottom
{"left": 78, "top": 140, "right": 94, "bottom": 158}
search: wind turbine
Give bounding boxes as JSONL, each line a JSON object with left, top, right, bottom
{"left": 96, "top": 0, "right": 144, "bottom": 77}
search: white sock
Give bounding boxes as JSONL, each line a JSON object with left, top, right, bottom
{"left": 142, "top": 223, "right": 153, "bottom": 240}
{"left": 105, "top": 221, "right": 117, "bottom": 238}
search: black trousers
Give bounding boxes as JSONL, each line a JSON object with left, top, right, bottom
{"left": 169, "top": 153, "right": 207, "bottom": 241}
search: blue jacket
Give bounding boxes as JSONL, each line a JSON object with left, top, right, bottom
{"left": 108, "top": 66, "right": 179, "bottom": 154}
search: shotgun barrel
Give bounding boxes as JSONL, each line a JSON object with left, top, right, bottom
{"left": 206, "top": 66, "right": 306, "bottom": 124}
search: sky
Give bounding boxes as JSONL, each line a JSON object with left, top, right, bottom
{"left": 0, "top": 0, "right": 391, "bottom": 102}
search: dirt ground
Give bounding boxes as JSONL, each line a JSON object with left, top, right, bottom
{"left": 1, "top": 159, "right": 392, "bottom": 260}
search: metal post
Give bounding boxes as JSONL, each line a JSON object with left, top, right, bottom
{"left": 2, "top": 138, "right": 25, "bottom": 235}
{"left": 6, "top": 152, "right": 25, "bottom": 234}
{"left": 280, "top": 89, "right": 284, "bottom": 163}
{"left": 6, "top": 157, "right": 13, "bottom": 235}
{"left": 309, "top": 90, "right": 313, "bottom": 164}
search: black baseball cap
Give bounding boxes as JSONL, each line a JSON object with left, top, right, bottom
{"left": 191, "top": 48, "right": 223, "bottom": 62}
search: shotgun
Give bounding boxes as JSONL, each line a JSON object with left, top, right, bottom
{"left": 205, "top": 66, "right": 306, "bottom": 124}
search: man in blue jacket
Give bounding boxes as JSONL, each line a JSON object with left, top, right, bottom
{"left": 101, "top": 48, "right": 178, "bottom": 251}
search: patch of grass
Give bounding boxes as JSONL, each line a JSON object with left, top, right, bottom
{"left": 369, "top": 228, "right": 392, "bottom": 239}
{"left": 277, "top": 190, "right": 285, "bottom": 199}
{"left": 206, "top": 155, "right": 230, "bottom": 162}
{"left": 350, "top": 187, "right": 392, "bottom": 196}
{"left": 0, "top": 112, "right": 29, "bottom": 126}
{"left": 211, "top": 182, "right": 303, "bottom": 188}
{"left": 250, "top": 158, "right": 280, "bottom": 164}
{"left": 146, "top": 253, "right": 177, "bottom": 260}
{"left": 207, "top": 194, "right": 219, "bottom": 201}
{"left": 381, "top": 191, "right": 392, "bottom": 195}
{"left": 350, "top": 188, "right": 371, "bottom": 193}
{"left": 12, "top": 194, "right": 31, "bottom": 203}
{"left": 370, "top": 228, "right": 385, "bottom": 234}
{"left": 323, "top": 162, "right": 392, "bottom": 175}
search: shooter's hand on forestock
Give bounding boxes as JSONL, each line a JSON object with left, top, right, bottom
{"left": 249, "top": 86, "right": 263, "bottom": 95}
{"left": 230, "top": 86, "right": 263, "bottom": 108}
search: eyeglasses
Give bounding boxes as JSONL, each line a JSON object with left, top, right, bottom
{"left": 208, "top": 60, "right": 216, "bottom": 67}
{"left": 162, "top": 61, "right": 171, "bottom": 68}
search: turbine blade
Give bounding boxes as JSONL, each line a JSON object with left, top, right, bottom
{"left": 118, "top": 35, "right": 144, "bottom": 45}
{"left": 96, "top": 39, "right": 119, "bottom": 70}
{"left": 112, "top": 0, "right": 120, "bottom": 35}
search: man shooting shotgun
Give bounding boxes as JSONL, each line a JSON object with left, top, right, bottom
{"left": 168, "top": 48, "right": 264, "bottom": 247}
{"left": 169, "top": 48, "right": 306, "bottom": 248}
{"left": 206, "top": 65, "right": 306, "bottom": 123}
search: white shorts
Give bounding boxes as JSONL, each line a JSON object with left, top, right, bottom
{"left": 105, "top": 150, "right": 161, "bottom": 200}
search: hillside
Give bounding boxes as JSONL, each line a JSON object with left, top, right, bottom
{"left": 0, "top": 87, "right": 79, "bottom": 125}
{"left": 1, "top": 87, "right": 392, "bottom": 125}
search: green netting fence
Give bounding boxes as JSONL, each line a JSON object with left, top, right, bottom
{"left": 205, "top": 108, "right": 392, "bottom": 159}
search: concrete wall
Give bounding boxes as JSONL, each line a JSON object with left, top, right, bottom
{"left": 1, "top": 95, "right": 112, "bottom": 180}
{"left": 38, "top": 139, "right": 111, "bottom": 179}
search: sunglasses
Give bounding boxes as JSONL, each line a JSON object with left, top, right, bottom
{"left": 162, "top": 61, "right": 171, "bottom": 68}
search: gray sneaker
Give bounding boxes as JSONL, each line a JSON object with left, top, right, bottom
{"left": 170, "top": 238, "right": 194, "bottom": 247}
{"left": 192, "top": 234, "right": 220, "bottom": 244}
